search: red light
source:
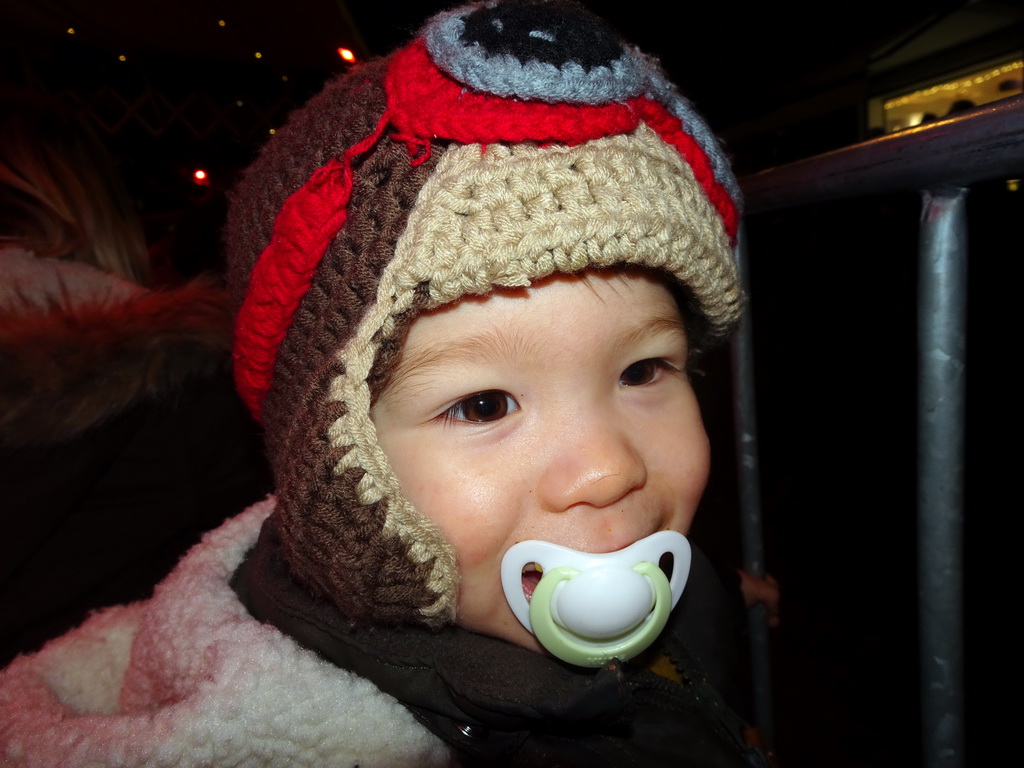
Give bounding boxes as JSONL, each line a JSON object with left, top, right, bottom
{"left": 193, "top": 169, "right": 210, "bottom": 186}
{"left": 338, "top": 47, "right": 356, "bottom": 63}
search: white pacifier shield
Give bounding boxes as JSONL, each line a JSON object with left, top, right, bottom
{"left": 500, "top": 530, "right": 691, "bottom": 636}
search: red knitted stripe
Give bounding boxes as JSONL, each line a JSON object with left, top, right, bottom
{"left": 386, "top": 40, "right": 639, "bottom": 146}
{"left": 233, "top": 158, "right": 351, "bottom": 418}
{"left": 235, "top": 114, "right": 391, "bottom": 419}
{"left": 630, "top": 97, "right": 739, "bottom": 241}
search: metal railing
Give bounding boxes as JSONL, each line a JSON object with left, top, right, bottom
{"left": 734, "top": 93, "right": 1024, "bottom": 768}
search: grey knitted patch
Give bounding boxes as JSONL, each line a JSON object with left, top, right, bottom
{"left": 423, "top": 4, "right": 648, "bottom": 104}
{"left": 644, "top": 65, "right": 743, "bottom": 204}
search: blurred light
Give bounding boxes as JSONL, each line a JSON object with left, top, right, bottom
{"left": 236, "top": 100, "right": 244, "bottom": 107}
{"left": 67, "top": 27, "right": 75, "bottom": 35}
{"left": 281, "top": 75, "right": 289, "bottom": 82}
{"left": 193, "top": 169, "right": 210, "bottom": 186}
{"left": 338, "top": 47, "right": 356, "bottom": 63}
{"left": 269, "top": 128, "right": 276, "bottom": 135}
{"left": 218, "top": 19, "right": 226, "bottom": 27}
{"left": 254, "top": 51, "right": 262, "bottom": 59}
{"left": 118, "top": 54, "right": 127, "bottom": 61}
{"left": 1009, "top": 179, "right": 1020, "bottom": 192}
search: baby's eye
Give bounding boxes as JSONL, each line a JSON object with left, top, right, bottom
{"left": 619, "top": 359, "right": 664, "bottom": 387}
{"left": 444, "top": 390, "right": 519, "bottom": 424}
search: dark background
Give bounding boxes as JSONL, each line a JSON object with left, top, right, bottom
{"left": 3, "top": 1, "right": 1018, "bottom": 764}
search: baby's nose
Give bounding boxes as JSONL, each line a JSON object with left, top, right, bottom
{"left": 536, "top": 418, "right": 647, "bottom": 512}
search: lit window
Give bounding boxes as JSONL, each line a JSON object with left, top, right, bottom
{"left": 870, "top": 57, "right": 1022, "bottom": 135}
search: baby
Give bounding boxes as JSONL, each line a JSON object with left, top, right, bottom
{"left": 0, "top": 2, "right": 766, "bottom": 766}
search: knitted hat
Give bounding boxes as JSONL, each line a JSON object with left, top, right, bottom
{"left": 226, "top": 0, "right": 741, "bottom": 629}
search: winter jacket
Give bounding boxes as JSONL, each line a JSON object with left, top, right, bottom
{"left": 1, "top": 492, "right": 766, "bottom": 767}
{"left": 236, "top": 511, "right": 766, "bottom": 768}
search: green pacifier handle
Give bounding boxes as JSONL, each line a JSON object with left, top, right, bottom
{"left": 528, "top": 561, "right": 673, "bottom": 668}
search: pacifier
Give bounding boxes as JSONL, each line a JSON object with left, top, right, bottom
{"left": 500, "top": 531, "right": 691, "bottom": 667}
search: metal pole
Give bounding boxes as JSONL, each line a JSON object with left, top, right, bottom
{"left": 741, "top": 95, "right": 1024, "bottom": 214}
{"left": 730, "top": 225, "right": 774, "bottom": 746}
{"left": 917, "top": 187, "right": 967, "bottom": 768}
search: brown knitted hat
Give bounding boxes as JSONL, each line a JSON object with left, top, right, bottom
{"left": 226, "top": 0, "right": 742, "bottom": 628}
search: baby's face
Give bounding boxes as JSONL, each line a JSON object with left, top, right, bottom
{"left": 371, "top": 269, "right": 710, "bottom": 653}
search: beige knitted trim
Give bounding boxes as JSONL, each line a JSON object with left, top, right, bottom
{"left": 328, "top": 123, "right": 738, "bottom": 621}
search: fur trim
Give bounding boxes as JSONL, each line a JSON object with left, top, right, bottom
{"left": 0, "top": 279, "right": 234, "bottom": 447}
{"left": 0, "top": 500, "right": 453, "bottom": 767}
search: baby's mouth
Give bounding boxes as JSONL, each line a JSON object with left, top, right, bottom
{"left": 521, "top": 563, "right": 543, "bottom": 601}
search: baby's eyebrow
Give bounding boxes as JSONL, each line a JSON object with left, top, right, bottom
{"left": 383, "top": 326, "right": 542, "bottom": 401}
{"left": 615, "top": 312, "right": 689, "bottom": 353}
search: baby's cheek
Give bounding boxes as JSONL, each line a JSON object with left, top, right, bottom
{"left": 661, "top": 413, "right": 710, "bottom": 490}
{"left": 414, "top": 488, "right": 508, "bottom": 563}
{"left": 445, "top": 523, "right": 509, "bottom": 573}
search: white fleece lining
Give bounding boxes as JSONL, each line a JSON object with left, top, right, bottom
{"left": 0, "top": 500, "right": 454, "bottom": 768}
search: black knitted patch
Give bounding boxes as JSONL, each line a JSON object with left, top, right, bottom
{"left": 460, "top": 0, "right": 623, "bottom": 72}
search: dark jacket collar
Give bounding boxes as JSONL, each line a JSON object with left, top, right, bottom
{"left": 233, "top": 516, "right": 766, "bottom": 767}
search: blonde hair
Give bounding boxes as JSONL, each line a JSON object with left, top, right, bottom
{"left": 0, "top": 91, "right": 149, "bottom": 285}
